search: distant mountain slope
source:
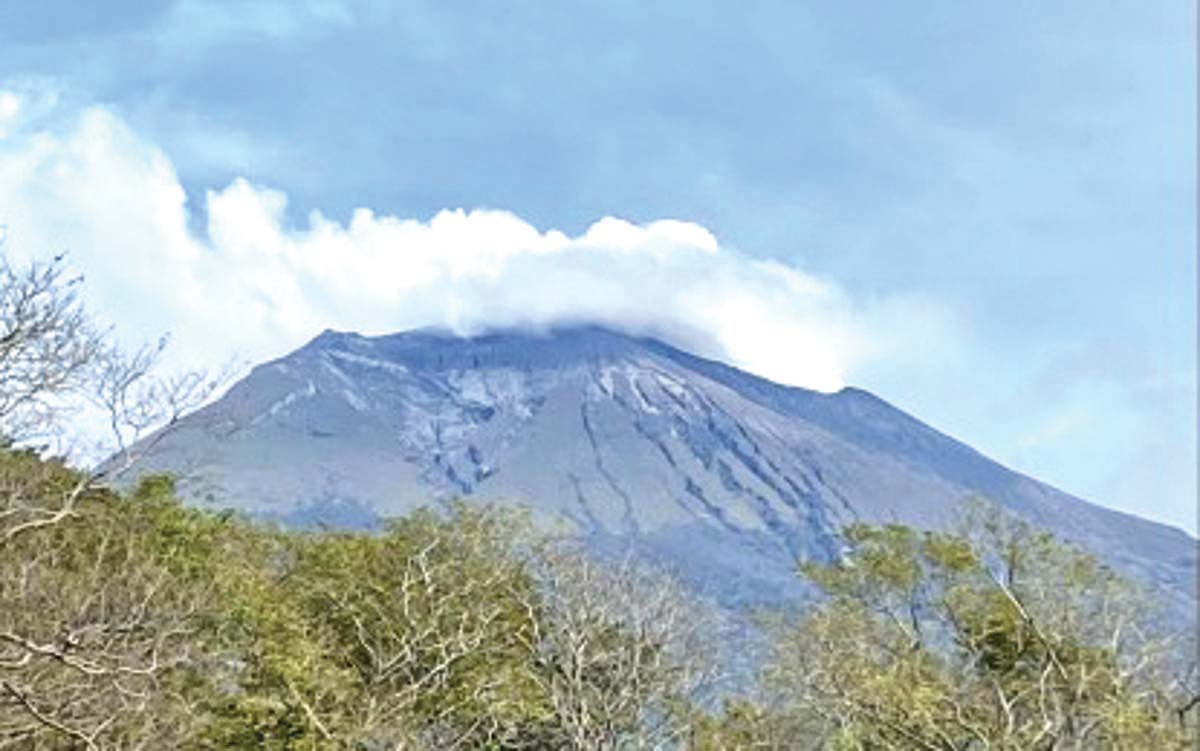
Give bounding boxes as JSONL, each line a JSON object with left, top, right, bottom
{"left": 126, "top": 326, "right": 1197, "bottom": 612}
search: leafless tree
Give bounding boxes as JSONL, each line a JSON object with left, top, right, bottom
{"left": 521, "top": 545, "right": 725, "bottom": 751}
{"left": 0, "top": 252, "right": 102, "bottom": 447}
{"left": 0, "top": 250, "right": 228, "bottom": 545}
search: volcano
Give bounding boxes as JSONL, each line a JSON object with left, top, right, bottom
{"left": 125, "top": 326, "right": 1197, "bottom": 612}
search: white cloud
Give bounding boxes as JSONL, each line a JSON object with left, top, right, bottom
{"left": 0, "top": 92, "right": 21, "bottom": 138}
{"left": 0, "top": 91, "right": 955, "bottom": 399}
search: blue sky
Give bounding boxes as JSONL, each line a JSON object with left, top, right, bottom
{"left": 0, "top": 1, "right": 1194, "bottom": 532}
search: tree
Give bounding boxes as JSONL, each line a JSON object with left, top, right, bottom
{"left": 521, "top": 545, "right": 724, "bottom": 751}
{"left": 0, "top": 431, "right": 726, "bottom": 751}
{"left": 0, "top": 253, "right": 102, "bottom": 446}
{"left": 0, "top": 250, "right": 225, "bottom": 545}
{"left": 199, "top": 508, "right": 726, "bottom": 751}
{"left": 750, "top": 502, "right": 1198, "bottom": 751}
{"left": 235, "top": 504, "right": 552, "bottom": 750}
{"left": 0, "top": 249, "right": 230, "bottom": 749}
{"left": 0, "top": 460, "right": 231, "bottom": 749}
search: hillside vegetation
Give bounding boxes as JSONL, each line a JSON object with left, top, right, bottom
{"left": 1, "top": 446, "right": 1196, "bottom": 750}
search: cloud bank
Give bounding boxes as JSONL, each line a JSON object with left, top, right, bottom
{"left": 0, "top": 88, "right": 952, "bottom": 397}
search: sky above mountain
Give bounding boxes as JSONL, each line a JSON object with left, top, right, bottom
{"left": 0, "top": 1, "right": 1193, "bottom": 532}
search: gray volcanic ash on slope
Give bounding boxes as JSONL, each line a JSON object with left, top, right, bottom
{"left": 126, "top": 326, "right": 1197, "bottom": 613}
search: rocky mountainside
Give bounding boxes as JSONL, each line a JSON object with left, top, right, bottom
{"left": 126, "top": 326, "right": 1197, "bottom": 612}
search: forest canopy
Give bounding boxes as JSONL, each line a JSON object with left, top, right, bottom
{"left": 1, "top": 447, "right": 1196, "bottom": 750}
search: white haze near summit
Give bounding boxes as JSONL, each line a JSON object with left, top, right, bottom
{"left": 0, "top": 91, "right": 956, "bottom": 397}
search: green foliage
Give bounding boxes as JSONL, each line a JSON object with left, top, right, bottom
{"left": 2, "top": 449, "right": 1195, "bottom": 750}
{"left": 741, "top": 501, "right": 1199, "bottom": 750}
{"left": 1, "top": 457, "right": 234, "bottom": 748}
{"left": 1, "top": 447, "right": 702, "bottom": 750}
{"left": 689, "top": 700, "right": 773, "bottom": 750}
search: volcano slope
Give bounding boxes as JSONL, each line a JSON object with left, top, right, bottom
{"left": 124, "top": 326, "right": 1197, "bottom": 614}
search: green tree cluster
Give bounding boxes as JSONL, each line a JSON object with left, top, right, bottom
{"left": 5, "top": 446, "right": 1193, "bottom": 750}
{"left": 697, "top": 504, "right": 1198, "bottom": 750}
{"left": 0, "top": 446, "right": 715, "bottom": 750}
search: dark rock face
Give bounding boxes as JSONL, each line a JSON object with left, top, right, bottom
{"left": 127, "top": 326, "right": 1197, "bottom": 613}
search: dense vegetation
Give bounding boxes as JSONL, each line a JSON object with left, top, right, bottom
{"left": 699, "top": 510, "right": 1198, "bottom": 750}
{"left": 0, "top": 254, "right": 1195, "bottom": 748}
{"left": 0, "top": 446, "right": 719, "bottom": 749}
{"left": 1, "top": 447, "right": 1195, "bottom": 750}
